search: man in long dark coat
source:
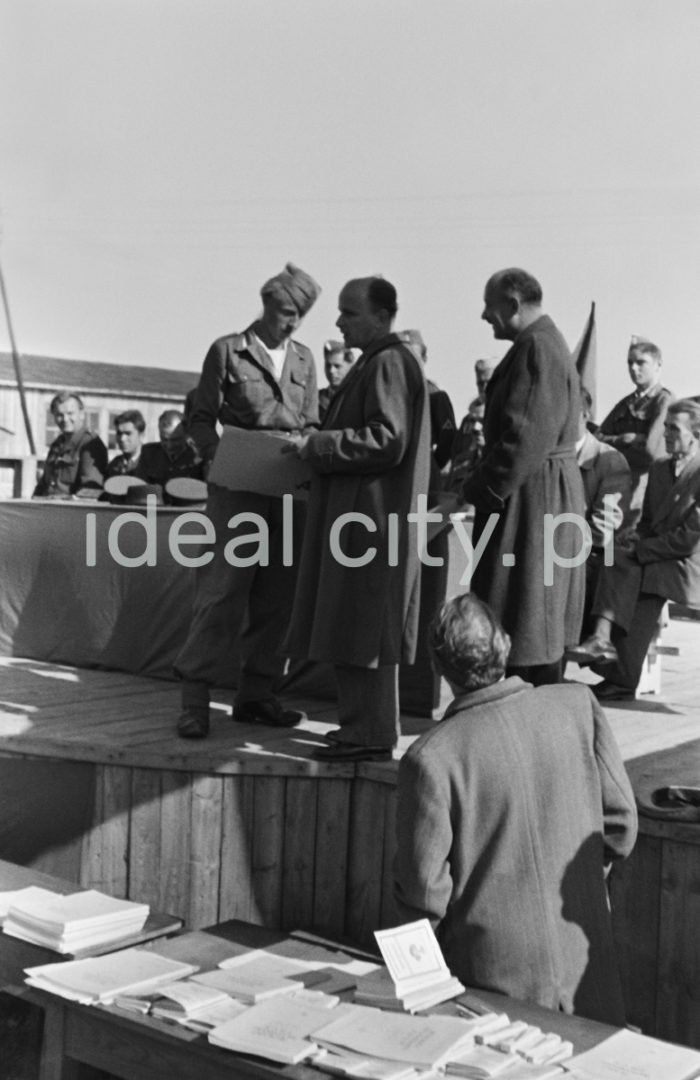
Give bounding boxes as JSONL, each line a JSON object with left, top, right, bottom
{"left": 461, "top": 268, "right": 586, "bottom": 684}
{"left": 284, "top": 277, "right": 431, "bottom": 761}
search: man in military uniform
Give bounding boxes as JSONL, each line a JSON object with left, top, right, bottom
{"left": 34, "top": 392, "right": 107, "bottom": 498}
{"left": 176, "top": 262, "right": 320, "bottom": 738}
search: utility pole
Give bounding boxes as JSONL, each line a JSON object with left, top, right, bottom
{"left": 0, "top": 257, "right": 36, "bottom": 454}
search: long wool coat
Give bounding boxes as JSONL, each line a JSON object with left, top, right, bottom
{"left": 284, "top": 334, "right": 431, "bottom": 667}
{"left": 394, "top": 677, "right": 638, "bottom": 1025}
{"left": 462, "top": 316, "right": 586, "bottom": 666}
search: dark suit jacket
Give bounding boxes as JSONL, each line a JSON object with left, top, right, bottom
{"left": 637, "top": 452, "right": 700, "bottom": 605}
{"left": 394, "top": 677, "right": 637, "bottom": 1024}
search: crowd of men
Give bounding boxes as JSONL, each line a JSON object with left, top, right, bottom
{"left": 30, "top": 261, "right": 700, "bottom": 1024}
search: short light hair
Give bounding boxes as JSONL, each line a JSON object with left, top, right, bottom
{"left": 490, "top": 268, "right": 543, "bottom": 306}
{"left": 628, "top": 337, "right": 662, "bottom": 365}
{"left": 667, "top": 399, "right": 700, "bottom": 439}
{"left": 50, "top": 391, "right": 84, "bottom": 415}
{"left": 429, "top": 593, "right": 511, "bottom": 691}
{"left": 115, "top": 409, "right": 146, "bottom": 433}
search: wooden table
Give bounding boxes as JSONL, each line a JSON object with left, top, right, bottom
{"left": 29, "top": 918, "right": 620, "bottom": 1080}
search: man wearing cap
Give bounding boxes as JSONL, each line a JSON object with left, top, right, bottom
{"left": 175, "top": 263, "right": 320, "bottom": 738}
{"left": 284, "top": 276, "right": 431, "bottom": 761}
{"left": 319, "top": 340, "right": 355, "bottom": 421}
{"left": 598, "top": 337, "right": 674, "bottom": 518}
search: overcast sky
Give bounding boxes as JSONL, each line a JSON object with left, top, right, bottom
{"left": 2, "top": 0, "right": 700, "bottom": 417}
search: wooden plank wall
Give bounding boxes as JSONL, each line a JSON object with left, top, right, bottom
{"left": 78, "top": 764, "right": 397, "bottom": 950}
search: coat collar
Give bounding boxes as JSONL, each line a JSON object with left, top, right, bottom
{"left": 322, "top": 332, "right": 418, "bottom": 426}
{"left": 442, "top": 676, "right": 529, "bottom": 721}
{"left": 235, "top": 327, "right": 301, "bottom": 377}
{"left": 577, "top": 429, "right": 604, "bottom": 470}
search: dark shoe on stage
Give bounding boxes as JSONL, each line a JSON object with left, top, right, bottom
{"left": 177, "top": 707, "right": 210, "bottom": 739}
{"left": 311, "top": 742, "right": 394, "bottom": 763}
{"left": 232, "top": 699, "right": 306, "bottom": 728}
{"left": 177, "top": 681, "right": 210, "bottom": 739}
{"left": 592, "top": 680, "right": 636, "bottom": 702}
{"left": 565, "top": 637, "right": 619, "bottom": 667}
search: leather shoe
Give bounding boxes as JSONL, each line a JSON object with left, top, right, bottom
{"left": 232, "top": 699, "right": 306, "bottom": 728}
{"left": 592, "top": 680, "right": 635, "bottom": 702}
{"left": 565, "top": 637, "right": 619, "bottom": 666}
{"left": 312, "top": 742, "right": 394, "bottom": 762}
{"left": 177, "top": 707, "right": 210, "bottom": 739}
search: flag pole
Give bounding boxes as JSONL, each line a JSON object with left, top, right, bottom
{"left": 0, "top": 258, "right": 36, "bottom": 455}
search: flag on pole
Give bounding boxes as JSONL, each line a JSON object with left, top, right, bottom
{"left": 571, "top": 301, "right": 597, "bottom": 418}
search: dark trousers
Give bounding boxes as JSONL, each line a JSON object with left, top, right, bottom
{"left": 175, "top": 485, "right": 304, "bottom": 701}
{"left": 333, "top": 664, "right": 400, "bottom": 748}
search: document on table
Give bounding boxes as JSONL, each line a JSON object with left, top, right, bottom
{"left": 315, "top": 1005, "right": 477, "bottom": 1069}
{"left": 208, "top": 426, "right": 312, "bottom": 499}
{"left": 566, "top": 1028, "right": 700, "bottom": 1080}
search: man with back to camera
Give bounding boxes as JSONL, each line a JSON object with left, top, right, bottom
{"left": 598, "top": 335, "right": 673, "bottom": 519}
{"left": 318, "top": 339, "right": 355, "bottom": 420}
{"left": 460, "top": 268, "right": 586, "bottom": 685}
{"left": 33, "top": 391, "right": 108, "bottom": 498}
{"left": 283, "top": 276, "right": 431, "bottom": 762}
{"left": 394, "top": 592, "right": 637, "bottom": 1025}
{"left": 105, "top": 409, "right": 146, "bottom": 478}
{"left": 175, "top": 262, "right": 320, "bottom": 739}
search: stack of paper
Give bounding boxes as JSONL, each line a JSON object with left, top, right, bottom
{"left": 0, "top": 886, "right": 54, "bottom": 923}
{"left": 207, "top": 950, "right": 315, "bottom": 1003}
{"left": 25, "top": 947, "right": 198, "bottom": 1004}
{"left": 314, "top": 1004, "right": 478, "bottom": 1070}
{"left": 357, "top": 921, "right": 463, "bottom": 1013}
{"left": 208, "top": 996, "right": 352, "bottom": 1064}
{"left": 5, "top": 888, "right": 149, "bottom": 953}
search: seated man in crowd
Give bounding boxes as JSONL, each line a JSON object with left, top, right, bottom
{"left": 394, "top": 593, "right": 637, "bottom": 1025}
{"left": 318, "top": 339, "right": 355, "bottom": 420}
{"left": 598, "top": 335, "right": 673, "bottom": 519}
{"left": 106, "top": 410, "right": 146, "bottom": 478}
{"left": 566, "top": 387, "right": 632, "bottom": 650}
{"left": 572, "top": 399, "right": 700, "bottom": 701}
{"left": 138, "top": 409, "right": 204, "bottom": 492}
{"left": 33, "top": 391, "right": 108, "bottom": 498}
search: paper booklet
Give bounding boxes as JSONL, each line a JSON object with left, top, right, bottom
{"left": 208, "top": 425, "right": 312, "bottom": 499}
{"left": 208, "top": 996, "right": 353, "bottom": 1065}
{"left": 356, "top": 920, "right": 464, "bottom": 1012}
{"left": 565, "top": 1027, "right": 700, "bottom": 1080}
{"left": 25, "top": 948, "right": 197, "bottom": 1005}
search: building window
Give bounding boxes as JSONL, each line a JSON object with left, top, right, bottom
{"left": 107, "top": 411, "right": 122, "bottom": 450}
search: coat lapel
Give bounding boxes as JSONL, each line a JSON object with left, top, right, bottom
{"left": 650, "top": 453, "right": 700, "bottom": 529}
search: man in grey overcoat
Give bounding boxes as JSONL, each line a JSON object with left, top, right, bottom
{"left": 284, "top": 277, "right": 431, "bottom": 761}
{"left": 394, "top": 593, "right": 637, "bottom": 1025}
{"left": 461, "top": 269, "right": 586, "bottom": 684}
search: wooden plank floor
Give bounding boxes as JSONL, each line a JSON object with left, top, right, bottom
{"left": 1, "top": 614, "right": 699, "bottom": 777}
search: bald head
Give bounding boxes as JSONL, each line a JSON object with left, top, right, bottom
{"left": 336, "top": 276, "right": 397, "bottom": 350}
{"left": 482, "top": 268, "right": 543, "bottom": 342}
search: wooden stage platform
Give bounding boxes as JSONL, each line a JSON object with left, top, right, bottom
{"left": 2, "top": 616, "right": 700, "bottom": 1046}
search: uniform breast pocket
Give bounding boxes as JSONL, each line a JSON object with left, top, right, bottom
{"left": 288, "top": 370, "right": 308, "bottom": 409}
{"left": 226, "top": 370, "right": 269, "bottom": 419}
